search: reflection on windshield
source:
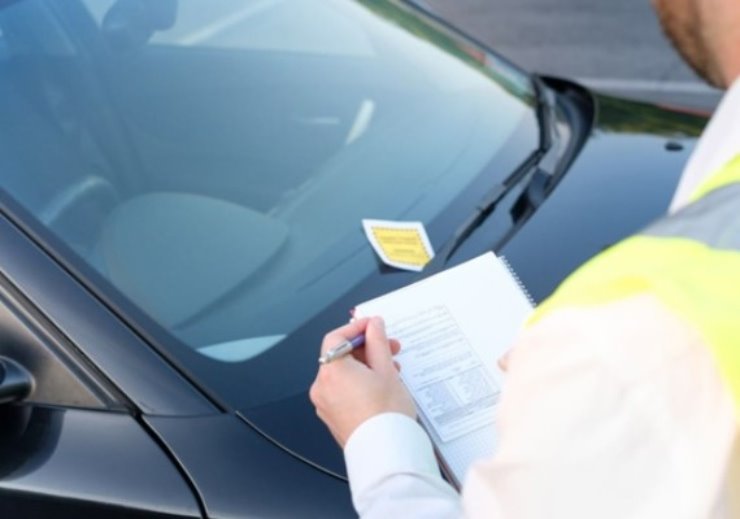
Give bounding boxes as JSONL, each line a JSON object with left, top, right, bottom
{"left": 0, "top": 1, "right": 534, "bottom": 373}
{"left": 199, "top": 334, "right": 286, "bottom": 362}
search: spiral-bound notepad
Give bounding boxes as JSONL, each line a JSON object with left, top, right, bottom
{"left": 355, "top": 252, "right": 534, "bottom": 489}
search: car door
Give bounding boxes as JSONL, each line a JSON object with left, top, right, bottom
{"left": 0, "top": 212, "right": 207, "bottom": 518}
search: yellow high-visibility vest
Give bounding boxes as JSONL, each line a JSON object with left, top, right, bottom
{"left": 528, "top": 155, "right": 740, "bottom": 507}
{"left": 530, "top": 154, "right": 740, "bottom": 411}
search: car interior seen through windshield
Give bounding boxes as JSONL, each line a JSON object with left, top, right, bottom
{"left": 0, "top": 0, "right": 537, "bottom": 404}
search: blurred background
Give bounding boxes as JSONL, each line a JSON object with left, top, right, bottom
{"left": 423, "top": 0, "right": 723, "bottom": 112}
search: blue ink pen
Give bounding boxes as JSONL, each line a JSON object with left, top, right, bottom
{"left": 318, "top": 334, "right": 365, "bottom": 364}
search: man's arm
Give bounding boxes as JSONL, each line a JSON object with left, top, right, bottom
{"left": 344, "top": 413, "right": 461, "bottom": 518}
{"left": 311, "top": 298, "right": 735, "bottom": 518}
{"left": 462, "top": 294, "right": 735, "bottom": 518}
{"left": 310, "top": 317, "right": 462, "bottom": 518}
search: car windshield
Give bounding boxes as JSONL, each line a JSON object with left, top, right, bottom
{"left": 0, "top": 0, "right": 537, "bottom": 408}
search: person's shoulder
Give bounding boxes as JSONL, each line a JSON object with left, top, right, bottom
{"left": 513, "top": 293, "right": 705, "bottom": 380}
{"left": 503, "top": 292, "right": 732, "bottom": 433}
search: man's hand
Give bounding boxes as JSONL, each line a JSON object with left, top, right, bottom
{"left": 309, "top": 317, "right": 416, "bottom": 448}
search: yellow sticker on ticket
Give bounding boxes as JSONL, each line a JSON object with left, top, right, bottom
{"left": 362, "top": 219, "right": 435, "bottom": 272}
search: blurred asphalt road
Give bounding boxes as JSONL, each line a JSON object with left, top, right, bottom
{"left": 423, "top": 0, "right": 723, "bottom": 112}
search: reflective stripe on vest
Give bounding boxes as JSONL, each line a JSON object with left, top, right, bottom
{"left": 529, "top": 157, "right": 740, "bottom": 411}
{"left": 688, "top": 153, "right": 740, "bottom": 205}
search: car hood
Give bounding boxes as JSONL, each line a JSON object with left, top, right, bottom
{"left": 237, "top": 90, "right": 708, "bottom": 480}
{"left": 502, "top": 91, "right": 706, "bottom": 301}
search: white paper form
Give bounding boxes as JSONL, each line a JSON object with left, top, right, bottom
{"left": 355, "top": 252, "right": 533, "bottom": 486}
{"left": 388, "top": 305, "right": 498, "bottom": 442}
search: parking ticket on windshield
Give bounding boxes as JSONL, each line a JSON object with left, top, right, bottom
{"left": 362, "top": 219, "right": 435, "bottom": 272}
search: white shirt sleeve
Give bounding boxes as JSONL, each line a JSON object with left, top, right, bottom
{"left": 464, "top": 297, "right": 737, "bottom": 518}
{"left": 344, "top": 413, "right": 462, "bottom": 518}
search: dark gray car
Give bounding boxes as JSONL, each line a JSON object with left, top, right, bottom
{"left": 0, "top": 0, "right": 705, "bottom": 516}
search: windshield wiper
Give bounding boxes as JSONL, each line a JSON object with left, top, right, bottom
{"left": 522, "top": 76, "right": 564, "bottom": 207}
{"left": 421, "top": 76, "right": 562, "bottom": 276}
{"left": 421, "top": 182, "right": 509, "bottom": 276}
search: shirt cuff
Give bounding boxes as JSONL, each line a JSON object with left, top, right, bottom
{"left": 344, "top": 413, "right": 443, "bottom": 499}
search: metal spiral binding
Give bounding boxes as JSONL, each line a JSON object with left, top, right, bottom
{"left": 500, "top": 256, "right": 536, "bottom": 307}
